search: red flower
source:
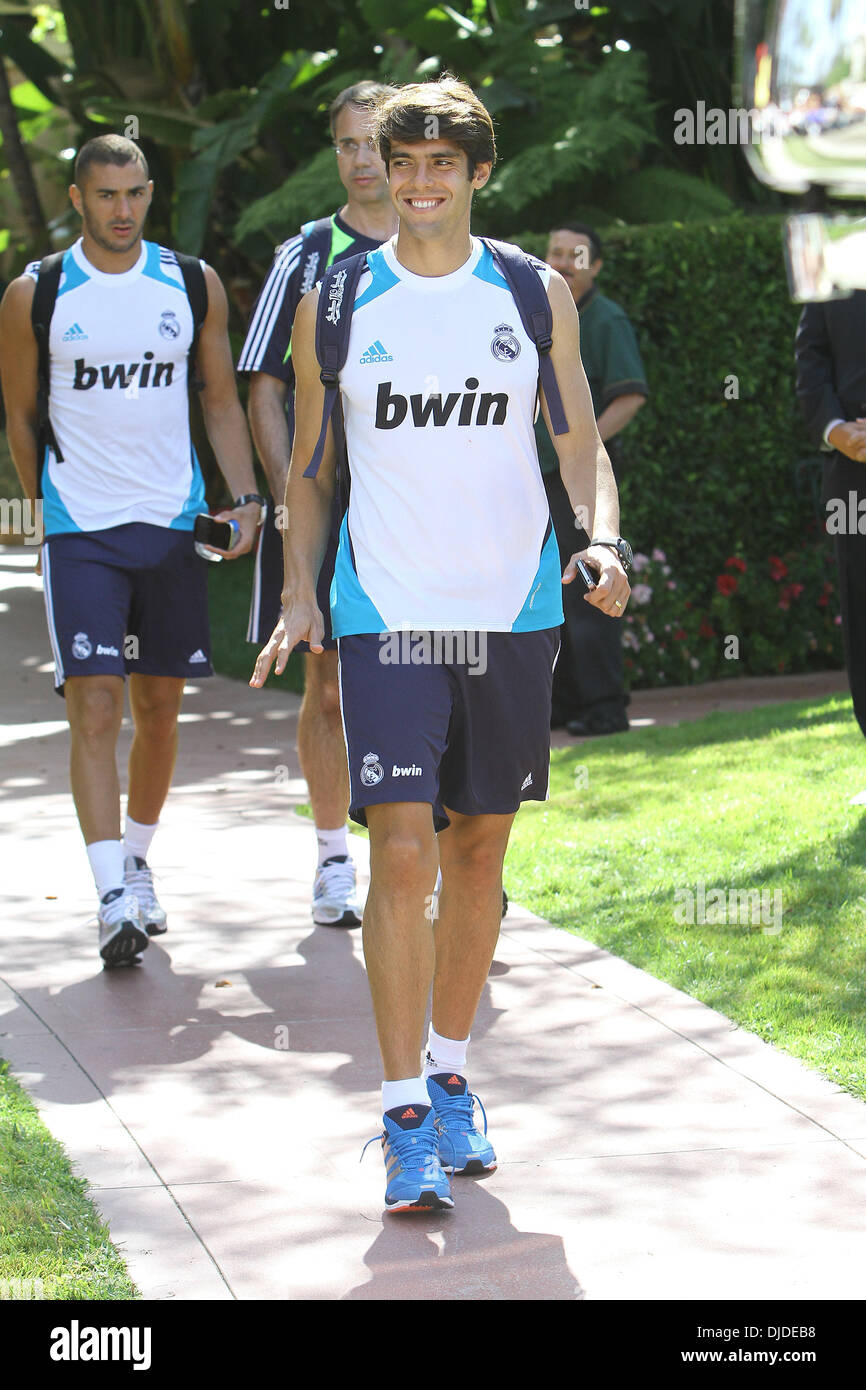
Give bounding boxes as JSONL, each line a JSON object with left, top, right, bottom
{"left": 768, "top": 555, "right": 788, "bottom": 581}
{"left": 724, "top": 556, "right": 747, "bottom": 572}
{"left": 674, "top": 628, "right": 687, "bottom": 640}
{"left": 818, "top": 595, "right": 829, "bottom": 608}
{"left": 699, "top": 619, "right": 716, "bottom": 638}
{"left": 716, "top": 574, "right": 738, "bottom": 596}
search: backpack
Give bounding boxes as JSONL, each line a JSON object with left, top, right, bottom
{"left": 30, "top": 248, "right": 208, "bottom": 470}
{"left": 294, "top": 215, "right": 336, "bottom": 299}
{"left": 302, "top": 236, "right": 570, "bottom": 482}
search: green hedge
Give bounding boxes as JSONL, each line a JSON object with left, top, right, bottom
{"left": 522, "top": 215, "right": 844, "bottom": 686}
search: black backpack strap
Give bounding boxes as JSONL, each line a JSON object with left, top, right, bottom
{"left": 296, "top": 215, "right": 335, "bottom": 296}
{"left": 482, "top": 237, "right": 569, "bottom": 438}
{"left": 30, "top": 251, "right": 65, "bottom": 465}
{"left": 304, "top": 249, "right": 370, "bottom": 478}
{"left": 174, "top": 251, "right": 208, "bottom": 392}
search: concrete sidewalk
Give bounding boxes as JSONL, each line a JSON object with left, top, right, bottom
{"left": 2, "top": 546, "right": 865, "bottom": 1301}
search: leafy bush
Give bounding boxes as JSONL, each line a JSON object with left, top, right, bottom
{"left": 575, "top": 214, "right": 844, "bottom": 685}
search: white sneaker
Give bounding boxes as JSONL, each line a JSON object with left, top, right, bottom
{"left": 312, "top": 855, "right": 361, "bottom": 927}
{"left": 123, "top": 855, "right": 167, "bottom": 936}
{"left": 98, "top": 888, "right": 149, "bottom": 968}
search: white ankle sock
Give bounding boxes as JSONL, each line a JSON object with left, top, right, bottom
{"left": 423, "top": 1025, "right": 469, "bottom": 1079}
{"left": 381, "top": 1076, "right": 430, "bottom": 1114}
{"left": 87, "top": 840, "right": 126, "bottom": 900}
{"left": 316, "top": 825, "right": 349, "bottom": 867}
{"left": 123, "top": 815, "right": 158, "bottom": 862}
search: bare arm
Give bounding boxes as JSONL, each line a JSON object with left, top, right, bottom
{"left": 195, "top": 264, "right": 259, "bottom": 556}
{"left": 249, "top": 287, "right": 337, "bottom": 684}
{"left": 248, "top": 371, "right": 291, "bottom": 502}
{"left": 0, "top": 275, "right": 39, "bottom": 503}
{"left": 539, "top": 272, "right": 630, "bottom": 616}
{"left": 596, "top": 391, "right": 645, "bottom": 443}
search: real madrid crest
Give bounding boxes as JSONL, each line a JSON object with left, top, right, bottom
{"left": 71, "top": 632, "right": 92, "bottom": 660}
{"left": 159, "top": 310, "right": 181, "bottom": 340}
{"left": 360, "top": 751, "right": 384, "bottom": 786}
{"left": 490, "top": 323, "right": 521, "bottom": 362}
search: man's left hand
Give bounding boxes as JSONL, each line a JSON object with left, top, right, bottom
{"left": 562, "top": 544, "right": 630, "bottom": 617}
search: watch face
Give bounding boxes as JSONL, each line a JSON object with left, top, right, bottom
{"left": 619, "top": 538, "right": 633, "bottom": 571}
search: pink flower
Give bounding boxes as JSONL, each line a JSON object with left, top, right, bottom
{"left": 651, "top": 548, "right": 667, "bottom": 563}
{"left": 667, "top": 580, "right": 677, "bottom": 590}
{"left": 632, "top": 552, "right": 650, "bottom": 573}
{"left": 690, "top": 657, "right": 700, "bottom": 669}
{"left": 835, "top": 615, "right": 842, "bottom": 625}
{"left": 631, "top": 583, "right": 653, "bottom": 605}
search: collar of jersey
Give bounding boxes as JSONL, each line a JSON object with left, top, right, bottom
{"left": 71, "top": 236, "right": 147, "bottom": 284}
{"left": 380, "top": 234, "right": 482, "bottom": 291}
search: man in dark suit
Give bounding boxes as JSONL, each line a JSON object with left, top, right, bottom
{"left": 795, "top": 291, "right": 866, "bottom": 740}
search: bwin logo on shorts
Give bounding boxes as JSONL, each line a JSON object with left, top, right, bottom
{"left": 360, "top": 752, "right": 384, "bottom": 786}
{"left": 491, "top": 323, "right": 521, "bottom": 362}
{"left": 71, "top": 632, "right": 92, "bottom": 660}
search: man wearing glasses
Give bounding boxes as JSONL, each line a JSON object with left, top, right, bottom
{"left": 239, "top": 81, "right": 397, "bottom": 927}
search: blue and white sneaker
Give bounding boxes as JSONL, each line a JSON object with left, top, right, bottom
{"left": 312, "top": 855, "right": 362, "bottom": 927}
{"left": 426, "top": 1073, "right": 497, "bottom": 1175}
{"left": 363, "top": 1103, "right": 454, "bottom": 1213}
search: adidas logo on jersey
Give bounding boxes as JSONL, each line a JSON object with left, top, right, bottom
{"left": 72, "top": 354, "right": 175, "bottom": 391}
{"left": 375, "top": 379, "right": 508, "bottom": 430}
{"left": 360, "top": 340, "right": 394, "bottom": 364}
{"left": 62, "top": 322, "right": 88, "bottom": 342}
{"left": 521, "top": 772, "right": 533, "bottom": 791}
{"left": 188, "top": 649, "right": 207, "bottom": 663}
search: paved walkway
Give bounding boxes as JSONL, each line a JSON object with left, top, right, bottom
{"left": 2, "top": 546, "right": 865, "bottom": 1301}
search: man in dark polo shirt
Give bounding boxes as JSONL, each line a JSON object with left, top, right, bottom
{"left": 536, "top": 222, "right": 648, "bottom": 737}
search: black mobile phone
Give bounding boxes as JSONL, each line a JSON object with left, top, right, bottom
{"left": 194, "top": 514, "right": 235, "bottom": 550}
{"left": 576, "top": 556, "right": 600, "bottom": 589}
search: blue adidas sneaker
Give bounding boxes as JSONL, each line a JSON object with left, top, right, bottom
{"left": 426, "top": 1073, "right": 497, "bottom": 1175}
{"left": 363, "top": 1103, "right": 454, "bottom": 1213}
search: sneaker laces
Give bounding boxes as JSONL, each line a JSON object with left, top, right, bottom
{"left": 434, "top": 1089, "right": 488, "bottom": 1136}
{"left": 360, "top": 1116, "right": 443, "bottom": 1165}
{"left": 316, "top": 856, "right": 357, "bottom": 899}
{"left": 124, "top": 860, "right": 159, "bottom": 906}
{"left": 99, "top": 890, "right": 140, "bottom": 928}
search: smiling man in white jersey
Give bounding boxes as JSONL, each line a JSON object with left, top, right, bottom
{"left": 251, "top": 79, "right": 631, "bottom": 1213}
{"left": 0, "top": 135, "right": 261, "bottom": 968}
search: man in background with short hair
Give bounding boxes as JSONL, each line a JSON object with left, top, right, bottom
{"left": 239, "top": 81, "right": 397, "bottom": 927}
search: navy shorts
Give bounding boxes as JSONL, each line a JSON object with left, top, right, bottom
{"left": 337, "top": 628, "right": 560, "bottom": 832}
{"left": 246, "top": 495, "right": 339, "bottom": 652}
{"left": 42, "top": 522, "right": 212, "bottom": 696}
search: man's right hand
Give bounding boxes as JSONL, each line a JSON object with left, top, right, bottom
{"left": 249, "top": 601, "right": 325, "bottom": 687}
{"left": 828, "top": 420, "right": 866, "bottom": 462}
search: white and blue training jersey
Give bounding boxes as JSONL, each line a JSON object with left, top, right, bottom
{"left": 331, "top": 235, "right": 564, "bottom": 635}
{"left": 25, "top": 238, "right": 206, "bottom": 536}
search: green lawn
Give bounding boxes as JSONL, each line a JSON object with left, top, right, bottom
{"left": 0, "top": 1061, "right": 138, "bottom": 1300}
{"left": 505, "top": 694, "right": 866, "bottom": 1100}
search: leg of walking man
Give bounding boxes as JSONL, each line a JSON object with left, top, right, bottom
{"left": 299, "top": 648, "right": 360, "bottom": 925}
